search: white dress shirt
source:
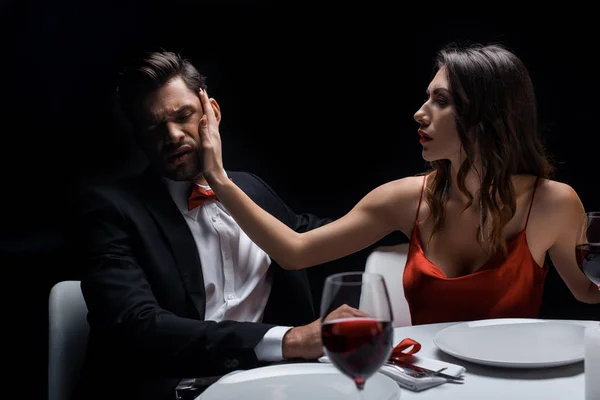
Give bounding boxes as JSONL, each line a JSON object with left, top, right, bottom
{"left": 163, "top": 178, "right": 291, "bottom": 362}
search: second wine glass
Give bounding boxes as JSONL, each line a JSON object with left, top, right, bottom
{"left": 320, "top": 271, "right": 394, "bottom": 398}
{"left": 575, "top": 211, "right": 600, "bottom": 287}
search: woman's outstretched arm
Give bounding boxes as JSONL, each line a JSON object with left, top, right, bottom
{"left": 197, "top": 89, "right": 406, "bottom": 270}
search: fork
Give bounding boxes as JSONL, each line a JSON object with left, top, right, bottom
{"left": 383, "top": 362, "right": 432, "bottom": 378}
{"left": 384, "top": 361, "right": 464, "bottom": 383}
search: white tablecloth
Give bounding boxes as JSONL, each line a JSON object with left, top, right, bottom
{"left": 197, "top": 319, "right": 598, "bottom": 400}
{"left": 395, "top": 319, "right": 598, "bottom": 400}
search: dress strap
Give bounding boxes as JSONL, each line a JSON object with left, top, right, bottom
{"left": 415, "top": 175, "right": 427, "bottom": 224}
{"left": 525, "top": 176, "right": 541, "bottom": 228}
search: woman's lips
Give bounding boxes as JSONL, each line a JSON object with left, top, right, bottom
{"left": 418, "top": 130, "right": 432, "bottom": 144}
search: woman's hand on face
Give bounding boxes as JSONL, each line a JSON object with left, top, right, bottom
{"left": 198, "top": 89, "right": 225, "bottom": 183}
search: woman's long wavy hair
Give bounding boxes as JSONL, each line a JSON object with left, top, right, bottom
{"left": 424, "top": 43, "right": 555, "bottom": 254}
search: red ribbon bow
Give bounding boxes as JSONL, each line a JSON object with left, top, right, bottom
{"left": 390, "top": 337, "right": 422, "bottom": 360}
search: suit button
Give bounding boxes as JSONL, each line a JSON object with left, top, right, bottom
{"left": 231, "top": 359, "right": 239, "bottom": 368}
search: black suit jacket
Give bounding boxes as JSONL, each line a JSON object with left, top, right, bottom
{"left": 72, "top": 167, "right": 366, "bottom": 400}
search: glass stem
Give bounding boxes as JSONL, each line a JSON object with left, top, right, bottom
{"left": 355, "top": 379, "right": 366, "bottom": 399}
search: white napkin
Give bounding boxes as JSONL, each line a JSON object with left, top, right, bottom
{"left": 398, "top": 353, "right": 466, "bottom": 377}
{"left": 318, "top": 354, "right": 466, "bottom": 392}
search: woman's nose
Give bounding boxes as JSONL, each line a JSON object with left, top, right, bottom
{"left": 413, "top": 105, "right": 428, "bottom": 126}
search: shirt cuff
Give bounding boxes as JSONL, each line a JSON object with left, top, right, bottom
{"left": 254, "top": 326, "right": 292, "bottom": 362}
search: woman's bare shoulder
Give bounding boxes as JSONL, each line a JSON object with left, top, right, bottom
{"left": 536, "top": 179, "right": 582, "bottom": 206}
{"left": 361, "top": 175, "right": 428, "bottom": 233}
{"left": 368, "top": 175, "right": 427, "bottom": 202}
{"left": 534, "top": 178, "right": 584, "bottom": 219}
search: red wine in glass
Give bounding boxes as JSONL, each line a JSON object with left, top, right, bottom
{"left": 576, "top": 212, "right": 600, "bottom": 288}
{"left": 320, "top": 272, "right": 394, "bottom": 398}
{"left": 575, "top": 244, "right": 600, "bottom": 287}
{"left": 321, "top": 317, "right": 393, "bottom": 389}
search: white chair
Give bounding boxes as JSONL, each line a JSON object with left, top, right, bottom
{"left": 364, "top": 243, "right": 412, "bottom": 327}
{"left": 48, "top": 280, "right": 89, "bottom": 400}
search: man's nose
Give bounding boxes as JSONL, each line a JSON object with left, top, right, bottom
{"left": 165, "top": 123, "right": 185, "bottom": 143}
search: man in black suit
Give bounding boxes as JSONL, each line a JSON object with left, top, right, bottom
{"left": 73, "top": 51, "right": 367, "bottom": 400}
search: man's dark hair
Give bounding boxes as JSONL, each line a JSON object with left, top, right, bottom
{"left": 117, "top": 51, "right": 207, "bottom": 122}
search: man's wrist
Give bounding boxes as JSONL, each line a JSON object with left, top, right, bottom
{"left": 282, "top": 327, "right": 301, "bottom": 359}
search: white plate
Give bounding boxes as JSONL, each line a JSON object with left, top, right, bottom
{"left": 197, "top": 362, "right": 401, "bottom": 400}
{"left": 433, "top": 318, "right": 588, "bottom": 368}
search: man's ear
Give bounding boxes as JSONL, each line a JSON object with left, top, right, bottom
{"left": 210, "top": 98, "right": 221, "bottom": 124}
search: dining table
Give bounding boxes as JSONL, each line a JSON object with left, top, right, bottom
{"left": 196, "top": 318, "right": 599, "bottom": 400}
{"left": 389, "top": 319, "right": 597, "bottom": 399}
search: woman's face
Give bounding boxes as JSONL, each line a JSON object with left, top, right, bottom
{"left": 413, "top": 67, "right": 463, "bottom": 164}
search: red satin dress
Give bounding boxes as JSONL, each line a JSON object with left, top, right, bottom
{"left": 403, "top": 176, "right": 548, "bottom": 325}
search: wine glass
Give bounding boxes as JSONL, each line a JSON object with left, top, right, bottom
{"left": 575, "top": 212, "right": 600, "bottom": 287}
{"left": 320, "top": 272, "right": 394, "bottom": 398}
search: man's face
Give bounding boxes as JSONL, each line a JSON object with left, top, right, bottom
{"left": 133, "top": 76, "right": 220, "bottom": 181}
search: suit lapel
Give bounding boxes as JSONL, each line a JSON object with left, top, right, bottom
{"left": 132, "top": 169, "right": 315, "bottom": 324}
{"left": 229, "top": 171, "right": 316, "bottom": 325}
{"left": 136, "top": 169, "right": 206, "bottom": 319}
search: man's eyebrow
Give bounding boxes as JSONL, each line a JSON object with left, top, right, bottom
{"left": 145, "top": 105, "right": 196, "bottom": 126}
{"left": 173, "top": 104, "right": 195, "bottom": 114}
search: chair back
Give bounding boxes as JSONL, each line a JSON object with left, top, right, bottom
{"left": 48, "top": 280, "right": 89, "bottom": 400}
{"left": 364, "top": 243, "right": 412, "bottom": 327}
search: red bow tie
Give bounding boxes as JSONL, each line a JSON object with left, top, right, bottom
{"left": 188, "top": 185, "right": 218, "bottom": 211}
{"left": 187, "top": 179, "right": 232, "bottom": 211}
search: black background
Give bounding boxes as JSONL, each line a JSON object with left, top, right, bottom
{"left": 1, "top": 2, "right": 598, "bottom": 397}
